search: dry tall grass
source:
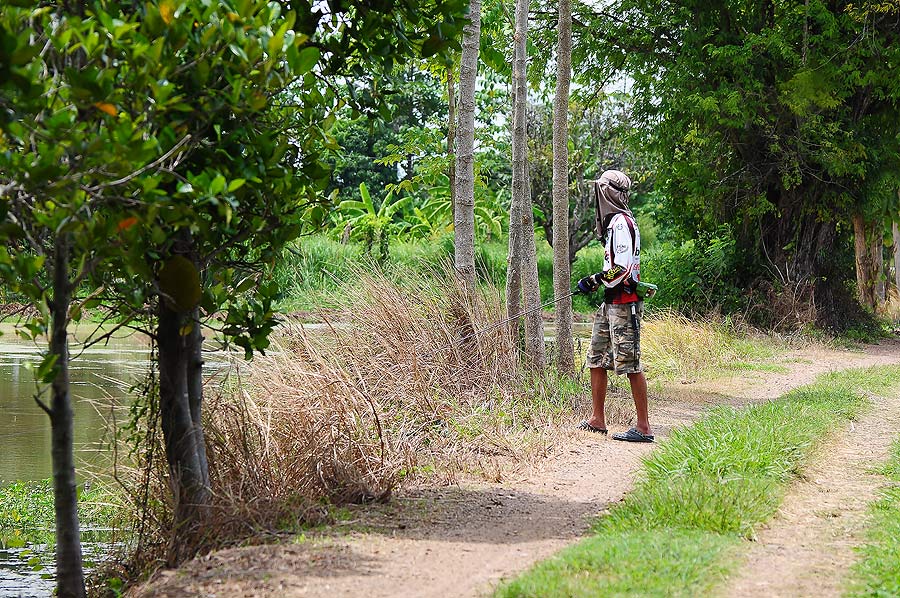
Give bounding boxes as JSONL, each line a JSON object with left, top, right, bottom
{"left": 641, "top": 310, "right": 781, "bottom": 380}
{"left": 203, "top": 286, "right": 788, "bottom": 531}
{"left": 202, "top": 265, "right": 581, "bottom": 529}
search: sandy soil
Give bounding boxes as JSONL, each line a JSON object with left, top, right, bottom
{"left": 133, "top": 339, "right": 900, "bottom": 598}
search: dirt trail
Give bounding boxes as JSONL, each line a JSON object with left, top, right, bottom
{"left": 134, "top": 340, "right": 900, "bottom": 598}
{"left": 724, "top": 355, "right": 900, "bottom": 596}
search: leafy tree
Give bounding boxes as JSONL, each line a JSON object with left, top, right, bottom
{"left": 1, "top": 0, "right": 468, "bottom": 589}
{"left": 329, "top": 67, "right": 449, "bottom": 205}
{"left": 574, "top": 0, "right": 900, "bottom": 326}
{"left": 529, "top": 96, "right": 641, "bottom": 261}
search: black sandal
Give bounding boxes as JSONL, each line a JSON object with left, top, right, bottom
{"left": 611, "top": 427, "right": 654, "bottom": 443}
{"left": 576, "top": 420, "right": 608, "bottom": 435}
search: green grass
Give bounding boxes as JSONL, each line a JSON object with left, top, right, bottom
{"left": 273, "top": 233, "right": 607, "bottom": 314}
{"left": 847, "top": 438, "right": 900, "bottom": 597}
{"left": 0, "top": 478, "right": 122, "bottom": 549}
{"left": 720, "top": 361, "right": 790, "bottom": 373}
{"left": 495, "top": 366, "right": 900, "bottom": 598}
{"left": 501, "top": 529, "right": 734, "bottom": 598}
{"left": 274, "top": 234, "right": 511, "bottom": 312}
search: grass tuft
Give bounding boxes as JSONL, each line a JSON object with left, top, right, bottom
{"left": 640, "top": 311, "right": 780, "bottom": 381}
{"left": 498, "top": 529, "right": 735, "bottom": 598}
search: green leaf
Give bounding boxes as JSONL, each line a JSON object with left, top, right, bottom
{"left": 210, "top": 174, "right": 226, "bottom": 195}
{"left": 421, "top": 34, "right": 443, "bottom": 58}
{"left": 227, "top": 178, "right": 246, "bottom": 192}
{"left": 6, "top": 536, "right": 25, "bottom": 549}
{"left": 358, "top": 182, "right": 372, "bottom": 207}
{"left": 293, "top": 46, "right": 320, "bottom": 74}
{"left": 235, "top": 276, "right": 256, "bottom": 293}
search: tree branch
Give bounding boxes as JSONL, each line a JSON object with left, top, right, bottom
{"left": 86, "top": 134, "right": 194, "bottom": 192}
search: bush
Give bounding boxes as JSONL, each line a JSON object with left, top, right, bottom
{"left": 640, "top": 231, "right": 743, "bottom": 314}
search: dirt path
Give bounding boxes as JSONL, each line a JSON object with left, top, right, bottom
{"left": 134, "top": 340, "right": 900, "bottom": 598}
{"left": 723, "top": 358, "right": 900, "bottom": 596}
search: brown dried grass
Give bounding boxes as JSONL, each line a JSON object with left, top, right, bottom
{"left": 205, "top": 265, "right": 576, "bottom": 517}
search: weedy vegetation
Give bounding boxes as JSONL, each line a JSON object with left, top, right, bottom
{"left": 0, "top": 478, "right": 123, "bottom": 578}
{"left": 103, "top": 262, "right": 793, "bottom": 589}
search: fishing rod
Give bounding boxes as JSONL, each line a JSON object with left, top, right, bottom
{"left": 441, "top": 278, "right": 657, "bottom": 352}
{"left": 437, "top": 289, "right": 581, "bottom": 353}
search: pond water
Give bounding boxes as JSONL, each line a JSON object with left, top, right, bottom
{"left": 0, "top": 324, "right": 150, "bottom": 598}
{"left": 0, "top": 324, "right": 151, "bottom": 484}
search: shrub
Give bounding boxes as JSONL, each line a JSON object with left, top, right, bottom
{"left": 640, "top": 231, "right": 743, "bottom": 313}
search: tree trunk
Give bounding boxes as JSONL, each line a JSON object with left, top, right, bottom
{"left": 852, "top": 213, "right": 884, "bottom": 311}
{"left": 512, "top": 0, "right": 543, "bottom": 369}
{"left": 448, "top": 67, "right": 458, "bottom": 225}
{"left": 186, "top": 307, "right": 209, "bottom": 491}
{"left": 522, "top": 160, "right": 546, "bottom": 369}
{"left": 552, "top": 0, "right": 574, "bottom": 373}
{"left": 48, "top": 235, "right": 86, "bottom": 598}
{"left": 505, "top": 194, "right": 523, "bottom": 343}
{"left": 453, "top": 0, "right": 482, "bottom": 290}
{"left": 506, "top": 4, "right": 527, "bottom": 345}
{"left": 505, "top": 84, "right": 523, "bottom": 344}
{"left": 157, "top": 252, "right": 210, "bottom": 564}
{"left": 892, "top": 220, "right": 900, "bottom": 294}
{"left": 756, "top": 186, "right": 841, "bottom": 327}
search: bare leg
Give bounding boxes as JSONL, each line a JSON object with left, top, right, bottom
{"left": 627, "top": 371, "right": 651, "bottom": 435}
{"left": 589, "top": 367, "right": 608, "bottom": 429}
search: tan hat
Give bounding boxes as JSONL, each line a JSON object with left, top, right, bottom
{"left": 594, "top": 169, "right": 633, "bottom": 237}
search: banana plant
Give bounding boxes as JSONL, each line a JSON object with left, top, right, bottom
{"left": 399, "top": 174, "right": 505, "bottom": 241}
{"left": 338, "top": 182, "right": 410, "bottom": 259}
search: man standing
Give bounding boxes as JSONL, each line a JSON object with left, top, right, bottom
{"left": 575, "top": 169, "right": 653, "bottom": 442}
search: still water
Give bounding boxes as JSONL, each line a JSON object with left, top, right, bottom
{"left": 0, "top": 324, "right": 151, "bottom": 484}
{"left": 0, "top": 323, "right": 150, "bottom": 597}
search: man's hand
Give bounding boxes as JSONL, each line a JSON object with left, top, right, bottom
{"left": 576, "top": 274, "right": 602, "bottom": 294}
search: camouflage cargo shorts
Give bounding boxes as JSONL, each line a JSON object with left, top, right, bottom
{"left": 586, "top": 302, "right": 643, "bottom": 375}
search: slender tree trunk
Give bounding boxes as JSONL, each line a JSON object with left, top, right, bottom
{"left": 454, "top": 0, "right": 482, "bottom": 289}
{"left": 522, "top": 160, "right": 546, "bottom": 369}
{"left": 506, "top": 18, "right": 526, "bottom": 344}
{"left": 882, "top": 225, "right": 890, "bottom": 304}
{"left": 506, "top": 197, "right": 524, "bottom": 343}
{"left": 892, "top": 220, "right": 900, "bottom": 294}
{"left": 186, "top": 307, "right": 209, "bottom": 491}
{"left": 48, "top": 234, "right": 86, "bottom": 598}
{"left": 852, "top": 213, "right": 884, "bottom": 311}
{"left": 552, "top": 0, "right": 574, "bottom": 373}
{"left": 448, "top": 67, "right": 458, "bottom": 225}
{"left": 511, "top": 0, "right": 543, "bottom": 369}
